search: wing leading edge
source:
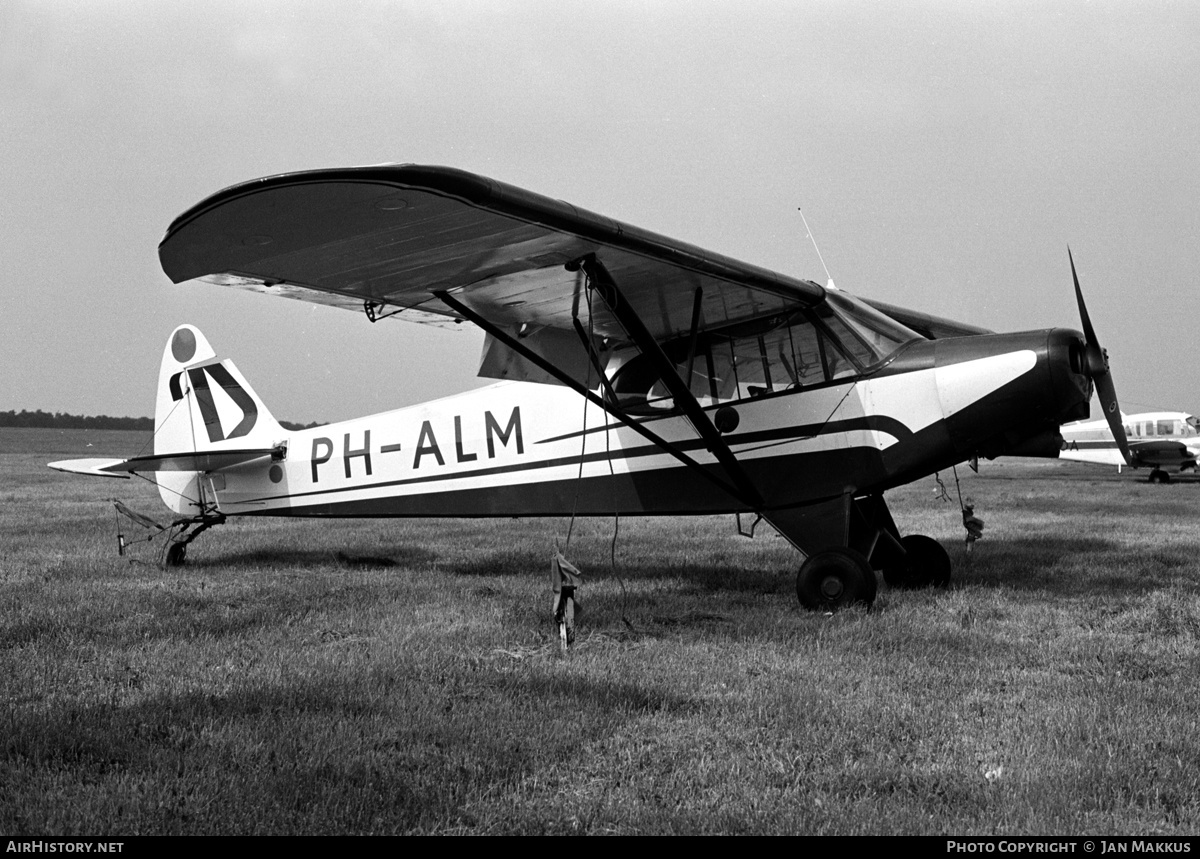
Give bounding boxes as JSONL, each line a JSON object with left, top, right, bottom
{"left": 159, "top": 163, "right": 990, "bottom": 389}
{"left": 158, "top": 164, "right": 828, "bottom": 348}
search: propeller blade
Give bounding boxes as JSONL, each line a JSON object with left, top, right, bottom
{"left": 1069, "top": 248, "right": 1131, "bottom": 464}
{"left": 1094, "top": 372, "right": 1130, "bottom": 463}
{"left": 1070, "top": 247, "right": 1097, "bottom": 349}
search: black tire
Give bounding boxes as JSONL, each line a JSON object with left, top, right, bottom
{"left": 905, "top": 534, "right": 951, "bottom": 588}
{"left": 1149, "top": 469, "right": 1170, "bottom": 484}
{"left": 165, "top": 542, "right": 187, "bottom": 566}
{"left": 882, "top": 534, "right": 951, "bottom": 590}
{"left": 881, "top": 561, "right": 914, "bottom": 588}
{"left": 796, "top": 548, "right": 876, "bottom": 611}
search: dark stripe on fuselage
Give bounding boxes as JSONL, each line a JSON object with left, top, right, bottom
{"left": 534, "top": 412, "right": 912, "bottom": 449}
{"left": 243, "top": 446, "right": 886, "bottom": 519}
{"left": 244, "top": 413, "right": 910, "bottom": 507}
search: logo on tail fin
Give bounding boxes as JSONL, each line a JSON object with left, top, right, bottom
{"left": 169, "top": 364, "right": 258, "bottom": 443}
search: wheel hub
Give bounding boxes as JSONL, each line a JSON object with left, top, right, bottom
{"left": 819, "top": 576, "right": 844, "bottom": 600}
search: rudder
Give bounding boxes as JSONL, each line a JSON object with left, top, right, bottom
{"left": 154, "top": 325, "right": 284, "bottom": 514}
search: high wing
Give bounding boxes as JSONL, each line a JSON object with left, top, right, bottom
{"left": 158, "top": 164, "right": 992, "bottom": 388}
{"left": 159, "top": 164, "right": 826, "bottom": 359}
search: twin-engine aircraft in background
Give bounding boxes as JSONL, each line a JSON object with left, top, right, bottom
{"left": 1059, "top": 411, "right": 1199, "bottom": 482}
{"left": 50, "top": 164, "right": 1130, "bottom": 610}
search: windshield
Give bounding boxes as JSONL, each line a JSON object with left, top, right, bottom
{"left": 822, "top": 291, "right": 924, "bottom": 365}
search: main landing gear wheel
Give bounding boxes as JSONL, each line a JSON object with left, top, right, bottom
{"left": 882, "top": 534, "right": 951, "bottom": 590}
{"left": 796, "top": 547, "right": 877, "bottom": 611}
{"left": 1149, "top": 469, "right": 1170, "bottom": 484}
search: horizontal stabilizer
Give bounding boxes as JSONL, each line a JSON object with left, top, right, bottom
{"left": 49, "top": 447, "right": 281, "bottom": 477}
{"left": 47, "top": 458, "right": 133, "bottom": 479}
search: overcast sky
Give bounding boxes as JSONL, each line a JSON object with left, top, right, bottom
{"left": 3, "top": 0, "right": 1197, "bottom": 424}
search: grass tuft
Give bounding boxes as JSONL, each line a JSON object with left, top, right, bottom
{"left": 4, "top": 432, "right": 1200, "bottom": 833}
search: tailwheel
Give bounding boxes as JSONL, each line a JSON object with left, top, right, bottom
{"left": 796, "top": 547, "right": 876, "bottom": 611}
{"left": 882, "top": 534, "right": 951, "bottom": 590}
{"left": 160, "top": 513, "right": 224, "bottom": 568}
{"left": 165, "top": 542, "right": 187, "bottom": 567}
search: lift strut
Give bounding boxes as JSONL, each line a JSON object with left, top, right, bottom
{"left": 433, "top": 281, "right": 758, "bottom": 508}
{"left": 571, "top": 254, "right": 764, "bottom": 509}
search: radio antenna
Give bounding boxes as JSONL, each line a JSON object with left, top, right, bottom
{"left": 798, "top": 208, "right": 836, "bottom": 290}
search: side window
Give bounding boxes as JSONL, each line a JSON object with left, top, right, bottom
{"left": 718, "top": 313, "right": 844, "bottom": 399}
{"left": 1158, "top": 420, "right": 1175, "bottom": 436}
{"left": 681, "top": 351, "right": 719, "bottom": 405}
{"left": 765, "top": 316, "right": 828, "bottom": 389}
{"left": 719, "top": 334, "right": 776, "bottom": 400}
{"left": 609, "top": 354, "right": 677, "bottom": 415}
{"left": 608, "top": 347, "right": 726, "bottom": 415}
{"left": 702, "top": 338, "right": 734, "bottom": 401}
{"left": 607, "top": 305, "right": 883, "bottom": 416}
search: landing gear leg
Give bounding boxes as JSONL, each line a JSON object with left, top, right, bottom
{"left": 765, "top": 493, "right": 954, "bottom": 611}
{"left": 765, "top": 494, "right": 890, "bottom": 611}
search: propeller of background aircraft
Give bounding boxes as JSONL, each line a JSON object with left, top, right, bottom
{"left": 1071, "top": 247, "right": 1131, "bottom": 464}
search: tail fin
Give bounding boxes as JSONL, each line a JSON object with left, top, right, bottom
{"left": 154, "top": 325, "right": 284, "bottom": 514}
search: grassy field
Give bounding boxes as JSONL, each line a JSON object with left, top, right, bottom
{"left": 3, "top": 427, "right": 1199, "bottom": 835}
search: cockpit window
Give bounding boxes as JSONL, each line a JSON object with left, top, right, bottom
{"left": 607, "top": 293, "right": 920, "bottom": 416}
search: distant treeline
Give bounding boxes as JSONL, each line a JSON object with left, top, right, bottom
{"left": 0, "top": 410, "right": 152, "bottom": 430}
{"left": 0, "top": 410, "right": 322, "bottom": 432}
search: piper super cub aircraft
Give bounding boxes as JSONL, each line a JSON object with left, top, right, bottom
{"left": 50, "top": 164, "right": 1131, "bottom": 611}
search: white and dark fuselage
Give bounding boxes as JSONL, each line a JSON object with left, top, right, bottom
{"left": 198, "top": 327, "right": 1091, "bottom": 539}
{"left": 53, "top": 299, "right": 1094, "bottom": 577}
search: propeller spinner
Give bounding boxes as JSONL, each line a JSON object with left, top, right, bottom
{"left": 1070, "top": 247, "right": 1131, "bottom": 464}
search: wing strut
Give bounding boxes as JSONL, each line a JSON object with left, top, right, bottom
{"left": 572, "top": 254, "right": 765, "bottom": 509}
{"left": 433, "top": 289, "right": 756, "bottom": 507}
